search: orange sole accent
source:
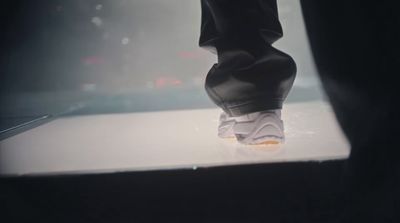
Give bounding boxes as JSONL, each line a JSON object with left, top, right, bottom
{"left": 222, "top": 138, "right": 281, "bottom": 146}
{"left": 256, "top": 140, "right": 280, "bottom": 145}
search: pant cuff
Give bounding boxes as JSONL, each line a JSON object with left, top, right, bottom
{"left": 221, "top": 98, "right": 283, "bottom": 117}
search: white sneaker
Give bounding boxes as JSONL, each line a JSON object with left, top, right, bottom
{"left": 218, "top": 112, "right": 236, "bottom": 138}
{"left": 218, "top": 110, "right": 284, "bottom": 145}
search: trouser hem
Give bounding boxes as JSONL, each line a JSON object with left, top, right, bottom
{"left": 221, "top": 99, "right": 283, "bottom": 117}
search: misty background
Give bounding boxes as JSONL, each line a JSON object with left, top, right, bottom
{"left": 0, "top": 0, "right": 322, "bottom": 135}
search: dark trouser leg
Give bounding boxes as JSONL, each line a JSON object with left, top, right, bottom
{"left": 199, "top": 0, "right": 296, "bottom": 117}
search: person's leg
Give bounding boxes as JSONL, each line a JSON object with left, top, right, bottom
{"left": 199, "top": 0, "right": 296, "bottom": 117}
{"left": 199, "top": 0, "right": 296, "bottom": 144}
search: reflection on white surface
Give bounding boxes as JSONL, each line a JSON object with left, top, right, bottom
{"left": 0, "top": 101, "right": 349, "bottom": 176}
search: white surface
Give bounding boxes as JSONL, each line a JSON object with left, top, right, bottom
{"left": 0, "top": 101, "right": 350, "bottom": 176}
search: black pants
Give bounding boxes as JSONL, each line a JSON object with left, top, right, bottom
{"left": 199, "top": 0, "right": 296, "bottom": 117}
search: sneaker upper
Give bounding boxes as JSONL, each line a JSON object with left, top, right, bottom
{"left": 218, "top": 110, "right": 284, "bottom": 145}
